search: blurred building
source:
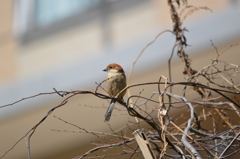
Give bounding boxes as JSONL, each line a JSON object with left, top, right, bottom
{"left": 0, "top": 0, "right": 240, "bottom": 158}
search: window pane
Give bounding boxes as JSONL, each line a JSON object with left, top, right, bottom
{"left": 35, "top": 0, "right": 100, "bottom": 27}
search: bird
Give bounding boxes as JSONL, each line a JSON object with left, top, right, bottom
{"left": 103, "top": 63, "right": 127, "bottom": 122}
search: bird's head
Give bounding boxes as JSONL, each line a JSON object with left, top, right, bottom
{"left": 103, "top": 63, "right": 124, "bottom": 73}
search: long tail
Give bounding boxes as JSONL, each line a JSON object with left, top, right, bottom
{"left": 104, "top": 100, "right": 115, "bottom": 122}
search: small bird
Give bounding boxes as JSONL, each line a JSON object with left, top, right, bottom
{"left": 103, "top": 63, "right": 127, "bottom": 121}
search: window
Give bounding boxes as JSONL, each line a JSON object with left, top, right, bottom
{"left": 13, "top": 0, "right": 102, "bottom": 39}
{"left": 35, "top": 0, "right": 100, "bottom": 27}
{"left": 13, "top": 0, "right": 148, "bottom": 44}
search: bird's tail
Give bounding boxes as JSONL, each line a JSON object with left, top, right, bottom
{"left": 104, "top": 100, "right": 116, "bottom": 122}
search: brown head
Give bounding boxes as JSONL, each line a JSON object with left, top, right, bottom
{"left": 103, "top": 63, "right": 125, "bottom": 73}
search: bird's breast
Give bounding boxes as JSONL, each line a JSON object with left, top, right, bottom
{"left": 106, "top": 73, "right": 126, "bottom": 97}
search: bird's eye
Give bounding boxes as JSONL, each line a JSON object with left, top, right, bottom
{"left": 109, "top": 66, "right": 113, "bottom": 69}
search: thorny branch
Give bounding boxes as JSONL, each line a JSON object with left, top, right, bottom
{"left": 1, "top": 78, "right": 239, "bottom": 158}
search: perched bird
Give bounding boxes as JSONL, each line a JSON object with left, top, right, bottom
{"left": 103, "top": 63, "right": 127, "bottom": 121}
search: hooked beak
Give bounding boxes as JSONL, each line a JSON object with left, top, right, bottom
{"left": 103, "top": 68, "right": 108, "bottom": 72}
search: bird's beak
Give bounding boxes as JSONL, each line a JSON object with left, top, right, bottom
{"left": 103, "top": 68, "right": 108, "bottom": 72}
